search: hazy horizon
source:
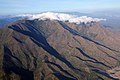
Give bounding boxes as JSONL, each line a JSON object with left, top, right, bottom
{"left": 0, "top": 0, "right": 120, "bottom": 15}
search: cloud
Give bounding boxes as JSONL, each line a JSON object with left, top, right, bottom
{"left": 16, "top": 12, "right": 106, "bottom": 24}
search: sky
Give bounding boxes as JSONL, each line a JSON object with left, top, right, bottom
{"left": 0, "top": 0, "right": 120, "bottom": 15}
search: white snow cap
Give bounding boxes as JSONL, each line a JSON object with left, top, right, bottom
{"left": 19, "top": 12, "right": 106, "bottom": 24}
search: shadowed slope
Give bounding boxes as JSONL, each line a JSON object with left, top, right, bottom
{"left": 8, "top": 22, "right": 83, "bottom": 76}
{"left": 3, "top": 45, "right": 34, "bottom": 80}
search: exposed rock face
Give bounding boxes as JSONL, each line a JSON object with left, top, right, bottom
{"left": 0, "top": 19, "right": 120, "bottom": 80}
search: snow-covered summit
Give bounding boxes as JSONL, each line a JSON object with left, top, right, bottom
{"left": 16, "top": 12, "right": 106, "bottom": 24}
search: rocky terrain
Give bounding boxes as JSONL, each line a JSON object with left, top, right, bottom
{"left": 0, "top": 13, "right": 120, "bottom": 80}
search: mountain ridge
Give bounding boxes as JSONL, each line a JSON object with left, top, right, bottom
{"left": 0, "top": 19, "right": 120, "bottom": 80}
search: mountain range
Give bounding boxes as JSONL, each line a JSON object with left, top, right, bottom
{"left": 0, "top": 12, "right": 120, "bottom": 80}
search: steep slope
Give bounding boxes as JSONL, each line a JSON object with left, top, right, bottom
{"left": 0, "top": 19, "right": 120, "bottom": 80}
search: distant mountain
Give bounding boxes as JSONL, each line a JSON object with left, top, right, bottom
{"left": 0, "top": 12, "right": 120, "bottom": 80}
{"left": 0, "top": 16, "right": 27, "bottom": 28}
